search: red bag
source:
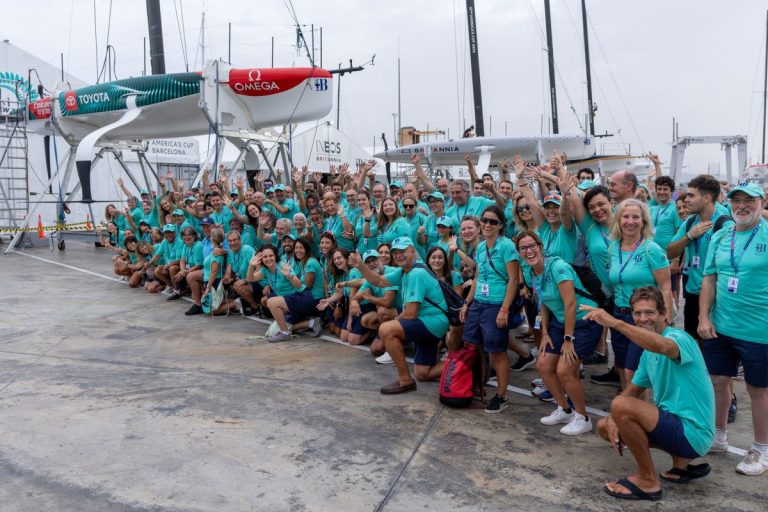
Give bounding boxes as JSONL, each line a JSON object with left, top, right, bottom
{"left": 439, "top": 345, "right": 484, "bottom": 407}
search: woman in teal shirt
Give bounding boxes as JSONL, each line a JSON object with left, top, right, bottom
{"left": 172, "top": 227, "right": 203, "bottom": 299}
{"left": 247, "top": 244, "right": 303, "bottom": 341}
{"left": 516, "top": 231, "right": 602, "bottom": 436}
{"left": 200, "top": 228, "right": 237, "bottom": 316}
{"left": 317, "top": 248, "right": 352, "bottom": 338}
{"left": 607, "top": 199, "right": 673, "bottom": 387}
{"left": 354, "top": 190, "right": 379, "bottom": 254}
{"left": 376, "top": 197, "right": 410, "bottom": 246}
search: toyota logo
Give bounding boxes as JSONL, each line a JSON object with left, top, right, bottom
{"left": 65, "top": 95, "right": 76, "bottom": 106}
{"left": 247, "top": 69, "right": 262, "bottom": 82}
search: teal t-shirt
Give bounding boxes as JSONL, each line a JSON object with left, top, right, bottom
{"left": 261, "top": 266, "right": 298, "bottom": 296}
{"left": 180, "top": 241, "right": 204, "bottom": 269}
{"left": 156, "top": 237, "right": 184, "bottom": 263}
{"left": 403, "top": 212, "right": 428, "bottom": 259}
{"left": 671, "top": 209, "right": 733, "bottom": 294}
{"left": 203, "top": 253, "right": 225, "bottom": 281}
{"left": 451, "top": 270, "right": 464, "bottom": 288}
{"left": 445, "top": 196, "right": 496, "bottom": 226}
{"left": 355, "top": 216, "right": 379, "bottom": 253}
{"left": 632, "top": 327, "right": 715, "bottom": 456}
{"left": 324, "top": 214, "right": 345, "bottom": 244}
{"left": 302, "top": 257, "right": 326, "bottom": 299}
{"left": 209, "top": 208, "right": 233, "bottom": 233}
{"left": 140, "top": 210, "right": 160, "bottom": 229}
{"left": 523, "top": 257, "right": 597, "bottom": 322}
{"left": 265, "top": 198, "right": 297, "bottom": 220}
{"left": 537, "top": 222, "right": 578, "bottom": 263}
{"left": 703, "top": 220, "right": 768, "bottom": 344}
{"left": 386, "top": 266, "right": 449, "bottom": 339}
{"left": 377, "top": 217, "right": 411, "bottom": 246}
{"left": 577, "top": 215, "right": 612, "bottom": 286}
{"left": 650, "top": 201, "right": 682, "bottom": 251}
{"left": 474, "top": 237, "right": 520, "bottom": 305}
{"left": 228, "top": 245, "right": 255, "bottom": 279}
{"left": 151, "top": 243, "right": 166, "bottom": 265}
{"left": 423, "top": 214, "right": 443, "bottom": 249}
{"left": 607, "top": 239, "right": 669, "bottom": 308}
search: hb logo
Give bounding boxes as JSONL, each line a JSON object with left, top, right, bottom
{"left": 314, "top": 79, "right": 328, "bottom": 91}
{"left": 756, "top": 243, "right": 767, "bottom": 253}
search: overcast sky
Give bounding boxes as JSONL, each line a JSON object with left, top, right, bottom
{"left": 4, "top": 0, "right": 768, "bottom": 177}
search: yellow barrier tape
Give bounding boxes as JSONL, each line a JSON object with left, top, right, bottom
{"left": 0, "top": 222, "right": 90, "bottom": 233}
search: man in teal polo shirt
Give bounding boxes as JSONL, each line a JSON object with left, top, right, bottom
{"left": 349, "top": 237, "right": 449, "bottom": 395}
{"left": 699, "top": 182, "right": 768, "bottom": 476}
{"left": 264, "top": 184, "right": 297, "bottom": 220}
{"left": 148, "top": 224, "right": 185, "bottom": 289}
{"left": 445, "top": 180, "right": 506, "bottom": 227}
{"left": 585, "top": 287, "right": 714, "bottom": 502}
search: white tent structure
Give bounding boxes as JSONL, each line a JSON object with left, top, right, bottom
{"left": 289, "top": 121, "right": 385, "bottom": 177}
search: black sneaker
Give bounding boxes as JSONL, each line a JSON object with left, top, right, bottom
{"left": 589, "top": 369, "right": 621, "bottom": 387}
{"left": 582, "top": 351, "right": 608, "bottom": 365}
{"left": 185, "top": 304, "right": 204, "bottom": 315}
{"left": 728, "top": 395, "right": 737, "bottom": 424}
{"left": 485, "top": 394, "right": 508, "bottom": 414}
{"left": 511, "top": 353, "right": 536, "bottom": 372}
{"left": 166, "top": 292, "right": 182, "bottom": 301}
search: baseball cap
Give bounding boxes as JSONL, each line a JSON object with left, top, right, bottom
{"left": 266, "top": 187, "right": 275, "bottom": 194}
{"left": 281, "top": 233, "right": 297, "bottom": 241}
{"left": 200, "top": 217, "right": 215, "bottom": 225}
{"left": 230, "top": 190, "right": 239, "bottom": 196}
{"left": 427, "top": 191, "right": 445, "bottom": 202}
{"left": 172, "top": 208, "right": 185, "bottom": 216}
{"left": 436, "top": 216, "right": 453, "bottom": 228}
{"left": 391, "top": 236, "right": 414, "bottom": 251}
{"left": 162, "top": 224, "right": 176, "bottom": 233}
{"left": 140, "top": 188, "right": 149, "bottom": 195}
{"left": 273, "top": 184, "right": 286, "bottom": 192}
{"left": 138, "top": 219, "right": 150, "bottom": 225}
{"left": 184, "top": 196, "right": 196, "bottom": 203}
{"left": 389, "top": 180, "right": 404, "bottom": 189}
{"left": 728, "top": 182, "right": 765, "bottom": 199}
{"left": 363, "top": 250, "right": 380, "bottom": 261}
{"left": 542, "top": 193, "right": 562, "bottom": 206}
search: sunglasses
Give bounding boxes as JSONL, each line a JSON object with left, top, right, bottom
{"left": 480, "top": 217, "right": 501, "bottom": 226}
{"left": 403, "top": 204, "right": 416, "bottom": 209}
{"left": 517, "top": 205, "right": 531, "bottom": 212}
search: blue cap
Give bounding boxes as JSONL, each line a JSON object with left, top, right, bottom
{"left": 266, "top": 187, "right": 275, "bottom": 194}
{"left": 140, "top": 188, "right": 150, "bottom": 195}
{"left": 728, "top": 182, "right": 765, "bottom": 199}
{"left": 138, "top": 218, "right": 150, "bottom": 225}
{"left": 436, "top": 215, "right": 453, "bottom": 228}
{"left": 230, "top": 190, "right": 239, "bottom": 196}
{"left": 577, "top": 179, "right": 597, "bottom": 191}
{"left": 281, "top": 233, "right": 297, "bottom": 241}
{"left": 273, "top": 184, "right": 286, "bottom": 192}
{"left": 542, "top": 193, "right": 562, "bottom": 206}
{"left": 162, "top": 224, "right": 176, "bottom": 233}
{"left": 184, "top": 196, "right": 196, "bottom": 203}
{"left": 363, "top": 250, "right": 380, "bottom": 261}
{"left": 427, "top": 190, "right": 445, "bottom": 202}
{"left": 200, "top": 216, "right": 215, "bottom": 225}
{"left": 391, "top": 236, "right": 414, "bottom": 250}
{"left": 172, "top": 208, "right": 185, "bottom": 216}
{"left": 389, "top": 180, "right": 404, "bottom": 189}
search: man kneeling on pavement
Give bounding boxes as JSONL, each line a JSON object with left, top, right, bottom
{"left": 582, "top": 286, "right": 714, "bottom": 502}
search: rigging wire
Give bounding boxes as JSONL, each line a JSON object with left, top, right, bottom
{"left": 93, "top": 0, "right": 99, "bottom": 83}
{"left": 180, "top": 0, "right": 190, "bottom": 70}
{"left": 66, "top": 0, "right": 74, "bottom": 83}
{"left": 745, "top": 37, "right": 766, "bottom": 162}
{"left": 173, "top": 0, "right": 190, "bottom": 72}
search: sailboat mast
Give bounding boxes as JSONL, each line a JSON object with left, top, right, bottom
{"left": 465, "top": 0, "right": 485, "bottom": 136}
{"left": 544, "top": 0, "right": 559, "bottom": 134}
{"left": 762, "top": 9, "right": 767, "bottom": 162}
{"left": 581, "top": 0, "right": 595, "bottom": 136}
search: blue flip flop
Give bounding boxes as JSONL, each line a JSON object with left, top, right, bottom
{"left": 604, "top": 478, "right": 663, "bottom": 501}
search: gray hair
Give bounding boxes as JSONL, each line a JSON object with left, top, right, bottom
{"left": 451, "top": 180, "right": 471, "bottom": 193}
{"left": 276, "top": 218, "right": 293, "bottom": 230}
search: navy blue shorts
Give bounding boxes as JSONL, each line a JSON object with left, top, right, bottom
{"left": 346, "top": 302, "right": 377, "bottom": 335}
{"left": 463, "top": 301, "right": 513, "bottom": 353}
{"left": 399, "top": 318, "right": 441, "bottom": 366}
{"left": 546, "top": 317, "right": 603, "bottom": 359}
{"left": 647, "top": 408, "right": 701, "bottom": 459}
{"left": 284, "top": 289, "right": 321, "bottom": 324}
{"left": 701, "top": 333, "right": 768, "bottom": 388}
{"left": 610, "top": 308, "right": 641, "bottom": 370}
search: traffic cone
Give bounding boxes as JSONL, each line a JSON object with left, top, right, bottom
{"left": 86, "top": 213, "right": 92, "bottom": 230}
{"left": 37, "top": 215, "right": 44, "bottom": 239}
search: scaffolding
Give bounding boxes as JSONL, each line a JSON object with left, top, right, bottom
{"left": 0, "top": 98, "right": 28, "bottom": 231}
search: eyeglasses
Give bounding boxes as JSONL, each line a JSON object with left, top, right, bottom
{"left": 518, "top": 244, "right": 539, "bottom": 253}
{"left": 403, "top": 204, "right": 416, "bottom": 209}
{"left": 480, "top": 217, "right": 501, "bottom": 226}
{"left": 517, "top": 205, "right": 531, "bottom": 212}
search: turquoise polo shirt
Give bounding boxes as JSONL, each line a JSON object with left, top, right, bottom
{"left": 445, "top": 196, "right": 496, "bottom": 227}
{"left": 228, "top": 245, "right": 255, "bottom": 280}
{"left": 474, "top": 237, "right": 520, "bottom": 305}
{"left": 671, "top": 209, "right": 733, "bottom": 294}
{"left": 537, "top": 223, "right": 578, "bottom": 264}
{"left": 385, "top": 266, "right": 449, "bottom": 339}
{"left": 607, "top": 239, "right": 669, "bottom": 308}
{"left": 577, "top": 215, "right": 612, "bottom": 286}
{"left": 650, "top": 201, "right": 682, "bottom": 251}
{"left": 523, "top": 257, "right": 597, "bottom": 323}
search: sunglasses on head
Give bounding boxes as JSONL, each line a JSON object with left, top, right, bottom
{"left": 517, "top": 205, "right": 531, "bottom": 212}
{"left": 480, "top": 217, "right": 501, "bottom": 226}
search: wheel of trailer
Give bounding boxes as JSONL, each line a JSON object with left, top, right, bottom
{"left": 58, "top": 240, "right": 65, "bottom": 251}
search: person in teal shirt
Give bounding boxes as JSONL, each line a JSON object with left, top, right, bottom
{"left": 248, "top": 245, "right": 303, "bottom": 340}
{"left": 208, "top": 193, "right": 233, "bottom": 233}
{"left": 460, "top": 205, "right": 521, "bottom": 413}
{"left": 516, "top": 231, "right": 602, "bottom": 435}
{"left": 699, "top": 183, "right": 768, "bottom": 476}
{"left": 401, "top": 194, "right": 428, "bottom": 259}
{"left": 649, "top": 176, "right": 682, "bottom": 251}
{"left": 169, "top": 227, "right": 203, "bottom": 300}
{"left": 431, "top": 216, "right": 462, "bottom": 269}
{"left": 445, "top": 180, "right": 505, "bottom": 226}
{"left": 535, "top": 193, "right": 579, "bottom": 263}
{"left": 145, "top": 224, "right": 184, "bottom": 291}
{"left": 197, "top": 228, "right": 238, "bottom": 315}
{"left": 585, "top": 287, "right": 714, "bottom": 501}
{"left": 419, "top": 191, "right": 447, "bottom": 249}
{"left": 354, "top": 190, "right": 379, "bottom": 253}
{"left": 567, "top": 184, "right": 614, "bottom": 286}
{"left": 224, "top": 230, "right": 256, "bottom": 283}
{"left": 349, "top": 237, "right": 448, "bottom": 396}
{"left": 263, "top": 184, "right": 297, "bottom": 220}
{"left": 376, "top": 197, "right": 410, "bottom": 246}
{"left": 607, "top": 199, "right": 672, "bottom": 385}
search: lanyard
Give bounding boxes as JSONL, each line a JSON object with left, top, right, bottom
{"left": 326, "top": 216, "right": 340, "bottom": 233}
{"left": 483, "top": 241, "right": 497, "bottom": 282}
{"left": 453, "top": 203, "right": 468, "bottom": 225}
{"left": 598, "top": 225, "right": 610, "bottom": 248}
{"left": 617, "top": 238, "right": 644, "bottom": 285}
{"left": 654, "top": 204, "right": 671, "bottom": 226}
{"left": 730, "top": 226, "right": 759, "bottom": 273}
{"left": 266, "top": 268, "right": 278, "bottom": 290}
{"left": 530, "top": 258, "right": 549, "bottom": 311}
{"left": 544, "top": 227, "right": 557, "bottom": 253}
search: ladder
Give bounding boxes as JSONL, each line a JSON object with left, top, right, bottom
{"left": 0, "top": 100, "right": 28, "bottom": 231}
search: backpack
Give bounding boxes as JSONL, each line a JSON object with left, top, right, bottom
{"left": 571, "top": 263, "right": 614, "bottom": 311}
{"left": 412, "top": 263, "right": 465, "bottom": 326}
{"left": 684, "top": 214, "right": 733, "bottom": 235}
{"left": 439, "top": 345, "right": 484, "bottom": 407}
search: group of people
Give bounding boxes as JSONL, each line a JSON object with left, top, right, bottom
{"left": 96, "top": 153, "right": 768, "bottom": 501}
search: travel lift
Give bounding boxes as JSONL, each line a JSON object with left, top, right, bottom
{"left": 669, "top": 134, "right": 748, "bottom": 185}
{"left": 4, "top": 60, "right": 296, "bottom": 255}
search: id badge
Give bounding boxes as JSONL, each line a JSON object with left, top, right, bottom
{"left": 651, "top": 227, "right": 657, "bottom": 235}
{"left": 691, "top": 256, "right": 700, "bottom": 269}
{"left": 480, "top": 283, "right": 490, "bottom": 297}
{"left": 727, "top": 276, "right": 739, "bottom": 294}
{"left": 534, "top": 315, "right": 542, "bottom": 330}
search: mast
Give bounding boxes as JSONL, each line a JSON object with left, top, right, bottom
{"left": 145, "top": 0, "right": 166, "bottom": 74}
{"left": 544, "top": 0, "right": 559, "bottom": 134}
{"left": 762, "top": 9, "right": 767, "bottom": 162}
{"left": 465, "top": 0, "right": 485, "bottom": 136}
{"left": 581, "top": 0, "right": 595, "bottom": 136}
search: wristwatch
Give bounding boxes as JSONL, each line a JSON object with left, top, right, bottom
{"left": 564, "top": 335, "right": 576, "bottom": 343}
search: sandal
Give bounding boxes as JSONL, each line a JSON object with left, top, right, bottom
{"left": 660, "top": 463, "right": 711, "bottom": 484}
{"left": 603, "top": 478, "right": 662, "bottom": 501}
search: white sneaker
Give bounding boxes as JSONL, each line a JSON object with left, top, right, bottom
{"left": 736, "top": 449, "right": 768, "bottom": 476}
{"left": 540, "top": 406, "right": 573, "bottom": 426}
{"left": 560, "top": 415, "right": 593, "bottom": 436}
{"left": 376, "top": 352, "right": 394, "bottom": 364}
{"left": 710, "top": 439, "right": 729, "bottom": 453}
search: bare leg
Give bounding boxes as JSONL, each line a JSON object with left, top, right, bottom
{"left": 747, "top": 384, "right": 768, "bottom": 444}
{"left": 490, "top": 351, "right": 510, "bottom": 399}
{"left": 233, "top": 279, "right": 259, "bottom": 308}
{"left": 266, "top": 296, "right": 290, "bottom": 332}
{"left": 537, "top": 352, "right": 568, "bottom": 409}
{"left": 558, "top": 357, "right": 586, "bottom": 415}
{"left": 414, "top": 363, "right": 443, "bottom": 382}
{"left": 380, "top": 320, "right": 413, "bottom": 385}
{"left": 187, "top": 270, "right": 203, "bottom": 305}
